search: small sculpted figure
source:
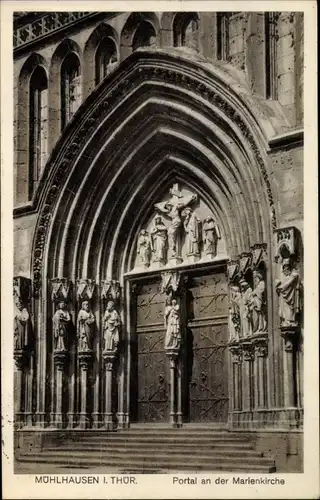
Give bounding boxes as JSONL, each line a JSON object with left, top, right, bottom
{"left": 250, "top": 271, "right": 267, "bottom": 333}
{"left": 77, "top": 301, "right": 95, "bottom": 351}
{"left": 52, "top": 301, "right": 71, "bottom": 351}
{"left": 202, "top": 217, "right": 221, "bottom": 258}
{"left": 137, "top": 229, "right": 151, "bottom": 267}
{"left": 228, "top": 286, "right": 241, "bottom": 341}
{"left": 14, "top": 298, "right": 29, "bottom": 350}
{"left": 103, "top": 300, "right": 120, "bottom": 351}
{"left": 239, "top": 279, "right": 253, "bottom": 337}
{"left": 164, "top": 299, "right": 181, "bottom": 350}
{"left": 275, "top": 259, "right": 301, "bottom": 327}
{"left": 183, "top": 208, "right": 201, "bottom": 256}
{"left": 150, "top": 216, "right": 168, "bottom": 264}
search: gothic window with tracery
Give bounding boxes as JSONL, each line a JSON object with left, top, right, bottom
{"left": 95, "top": 36, "right": 118, "bottom": 85}
{"left": 29, "top": 66, "right": 48, "bottom": 198}
{"left": 173, "top": 12, "right": 199, "bottom": 49}
{"left": 132, "top": 21, "right": 156, "bottom": 52}
{"left": 60, "top": 52, "right": 81, "bottom": 130}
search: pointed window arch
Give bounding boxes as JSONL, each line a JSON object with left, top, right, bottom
{"left": 60, "top": 52, "right": 81, "bottom": 130}
{"left": 173, "top": 12, "right": 199, "bottom": 49}
{"left": 132, "top": 21, "right": 156, "bottom": 52}
{"left": 29, "top": 65, "right": 48, "bottom": 198}
{"left": 95, "top": 36, "right": 118, "bottom": 85}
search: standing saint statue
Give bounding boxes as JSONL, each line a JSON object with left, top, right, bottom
{"left": 136, "top": 229, "right": 151, "bottom": 267}
{"left": 275, "top": 258, "right": 301, "bottom": 327}
{"left": 228, "top": 286, "right": 241, "bottom": 341}
{"left": 239, "top": 279, "right": 253, "bottom": 337}
{"left": 164, "top": 299, "right": 181, "bottom": 350}
{"left": 52, "top": 301, "right": 71, "bottom": 351}
{"left": 103, "top": 300, "right": 120, "bottom": 351}
{"left": 250, "top": 271, "right": 267, "bottom": 333}
{"left": 14, "top": 298, "right": 30, "bottom": 350}
{"left": 154, "top": 184, "right": 197, "bottom": 259}
{"left": 77, "top": 301, "right": 95, "bottom": 351}
{"left": 183, "top": 208, "right": 201, "bottom": 256}
{"left": 202, "top": 217, "right": 221, "bottom": 258}
{"left": 150, "top": 216, "right": 167, "bottom": 264}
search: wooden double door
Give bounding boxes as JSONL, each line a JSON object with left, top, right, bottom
{"left": 130, "top": 266, "right": 229, "bottom": 423}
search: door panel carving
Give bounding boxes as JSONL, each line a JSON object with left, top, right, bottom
{"left": 135, "top": 281, "right": 169, "bottom": 422}
{"left": 186, "top": 271, "right": 229, "bottom": 422}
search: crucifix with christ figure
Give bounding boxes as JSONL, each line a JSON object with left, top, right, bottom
{"left": 154, "top": 183, "right": 197, "bottom": 260}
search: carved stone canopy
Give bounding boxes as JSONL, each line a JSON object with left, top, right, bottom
{"left": 51, "top": 278, "right": 72, "bottom": 303}
{"left": 274, "top": 227, "right": 298, "bottom": 262}
{"left": 161, "top": 271, "right": 182, "bottom": 295}
{"left": 13, "top": 277, "right": 31, "bottom": 305}
{"left": 76, "top": 279, "right": 96, "bottom": 301}
{"left": 101, "top": 280, "right": 121, "bottom": 302}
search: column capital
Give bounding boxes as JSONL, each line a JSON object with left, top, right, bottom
{"left": 281, "top": 326, "right": 299, "bottom": 352}
{"left": 13, "top": 349, "right": 29, "bottom": 370}
{"left": 241, "top": 340, "right": 254, "bottom": 361}
{"left": 78, "top": 349, "right": 94, "bottom": 369}
{"left": 252, "top": 333, "right": 269, "bottom": 357}
{"left": 103, "top": 349, "right": 117, "bottom": 370}
{"left": 53, "top": 350, "right": 68, "bottom": 371}
{"left": 229, "top": 342, "right": 243, "bottom": 364}
{"left": 165, "top": 347, "right": 180, "bottom": 366}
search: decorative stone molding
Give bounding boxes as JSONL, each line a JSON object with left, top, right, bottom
{"left": 32, "top": 57, "right": 277, "bottom": 291}
{"left": 161, "top": 270, "right": 182, "bottom": 296}
{"left": 241, "top": 340, "right": 254, "bottom": 361}
{"left": 229, "top": 343, "right": 242, "bottom": 364}
{"left": 13, "top": 349, "right": 29, "bottom": 370}
{"left": 239, "top": 252, "right": 252, "bottom": 276}
{"left": 51, "top": 278, "right": 72, "bottom": 303}
{"left": 227, "top": 260, "right": 239, "bottom": 283}
{"left": 53, "top": 350, "right": 68, "bottom": 371}
{"left": 76, "top": 279, "right": 96, "bottom": 301}
{"left": 281, "top": 326, "right": 299, "bottom": 353}
{"left": 102, "top": 349, "right": 117, "bottom": 371}
{"left": 101, "top": 280, "right": 121, "bottom": 302}
{"left": 252, "top": 333, "right": 269, "bottom": 357}
{"left": 78, "top": 350, "right": 94, "bottom": 370}
{"left": 274, "top": 227, "right": 298, "bottom": 262}
{"left": 250, "top": 243, "right": 267, "bottom": 269}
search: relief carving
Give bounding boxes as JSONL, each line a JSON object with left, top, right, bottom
{"left": 150, "top": 216, "right": 167, "bottom": 265}
{"left": 250, "top": 270, "right": 267, "bottom": 333}
{"left": 183, "top": 207, "right": 201, "bottom": 258}
{"left": 136, "top": 229, "right": 152, "bottom": 267}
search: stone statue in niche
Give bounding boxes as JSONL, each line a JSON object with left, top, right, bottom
{"left": 150, "top": 216, "right": 167, "bottom": 264}
{"left": 228, "top": 285, "right": 241, "bottom": 341}
{"left": 239, "top": 279, "right": 253, "bottom": 337}
{"left": 136, "top": 229, "right": 151, "bottom": 267}
{"left": 250, "top": 270, "right": 267, "bottom": 333}
{"left": 275, "top": 258, "right": 302, "bottom": 328}
{"left": 183, "top": 207, "right": 201, "bottom": 257}
{"left": 52, "top": 301, "right": 71, "bottom": 351}
{"left": 103, "top": 300, "right": 120, "bottom": 351}
{"left": 202, "top": 217, "right": 221, "bottom": 258}
{"left": 77, "top": 301, "right": 95, "bottom": 351}
{"left": 14, "top": 298, "right": 30, "bottom": 350}
{"left": 107, "top": 54, "right": 118, "bottom": 74}
{"left": 155, "top": 184, "right": 197, "bottom": 259}
{"left": 164, "top": 298, "right": 181, "bottom": 350}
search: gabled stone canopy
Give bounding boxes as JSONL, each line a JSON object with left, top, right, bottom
{"left": 31, "top": 48, "right": 289, "bottom": 295}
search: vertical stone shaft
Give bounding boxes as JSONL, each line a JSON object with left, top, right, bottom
{"left": 55, "top": 366, "right": 63, "bottom": 427}
{"left": 176, "top": 362, "right": 182, "bottom": 426}
{"left": 258, "top": 355, "right": 266, "bottom": 408}
{"left": 169, "top": 359, "right": 176, "bottom": 426}
{"left": 283, "top": 345, "right": 295, "bottom": 407}
{"left": 14, "top": 367, "right": 23, "bottom": 427}
{"left": 79, "top": 365, "right": 88, "bottom": 428}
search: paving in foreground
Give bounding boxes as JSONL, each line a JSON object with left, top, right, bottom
{"left": 15, "top": 426, "right": 276, "bottom": 474}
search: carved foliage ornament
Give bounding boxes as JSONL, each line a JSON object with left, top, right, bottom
{"left": 32, "top": 65, "right": 277, "bottom": 292}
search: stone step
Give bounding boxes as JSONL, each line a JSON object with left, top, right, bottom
{"left": 71, "top": 438, "right": 253, "bottom": 448}
{"left": 73, "top": 433, "right": 251, "bottom": 442}
{"left": 46, "top": 444, "right": 261, "bottom": 456}
{"left": 40, "top": 449, "right": 270, "bottom": 464}
{"left": 17, "top": 454, "right": 276, "bottom": 473}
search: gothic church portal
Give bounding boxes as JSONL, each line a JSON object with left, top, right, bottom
{"left": 13, "top": 11, "right": 304, "bottom": 473}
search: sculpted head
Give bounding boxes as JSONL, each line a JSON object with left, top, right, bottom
{"left": 282, "top": 258, "right": 292, "bottom": 276}
{"left": 239, "top": 279, "right": 249, "bottom": 291}
{"left": 107, "top": 300, "right": 115, "bottom": 311}
{"left": 82, "top": 300, "right": 89, "bottom": 312}
{"left": 58, "top": 300, "right": 66, "bottom": 310}
{"left": 253, "top": 271, "right": 263, "bottom": 286}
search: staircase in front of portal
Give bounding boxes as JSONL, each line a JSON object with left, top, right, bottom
{"left": 16, "top": 426, "right": 276, "bottom": 473}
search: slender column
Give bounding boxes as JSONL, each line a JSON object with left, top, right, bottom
{"left": 242, "top": 341, "right": 254, "bottom": 411}
{"left": 103, "top": 350, "right": 116, "bottom": 430}
{"left": 176, "top": 361, "right": 182, "bottom": 427}
{"left": 253, "top": 337, "right": 268, "bottom": 408}
{"left": 166, "top": 349, "right": 179, "bottom": 427}
{"left": 78, "top": 352, "right": 93, "bottom": 429}
{"left": 14, "top": 352, "right": 27, "bottom": 428}
{"left": 53, "top": 352, "right": 67, "bottom": 428}
{"left": 281, "top": 328, "right": 298, "bottom": 408}
{"left": 229, "top": 344, "right": 242, "bottom": 411}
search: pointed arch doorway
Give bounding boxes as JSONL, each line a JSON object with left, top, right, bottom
{"left": 32, "top": 49, "right": 281, "bottom": 431}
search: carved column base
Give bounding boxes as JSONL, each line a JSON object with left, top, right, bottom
{"left": 34, "top": 412, "right": 46, "bottom": 428}
{"left": 67, "top": 412, "right": 78, "bottom": 429}
{"left": 92, "top": 412, "right": 104, "bottom": 429}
